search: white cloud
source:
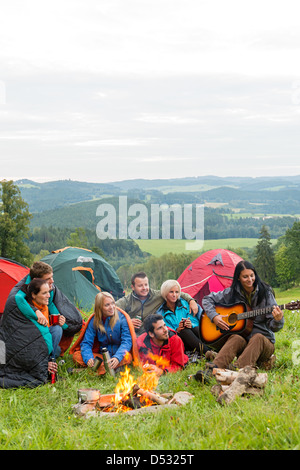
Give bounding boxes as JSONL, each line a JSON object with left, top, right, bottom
{"left": 1, "top": 0, "right": 300, "bottom": 77}
{"left": 135, "top": 114, "right": 203, "bottom": 124}
{"left": 1, "top": 0, "right": 300, "bottom": 183}
{"left": 74, "top": 139, "right": 149, "bottom": 147}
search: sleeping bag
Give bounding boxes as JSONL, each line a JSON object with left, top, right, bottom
{"left": 0, "top": 276, "right": 82, "bottom": 388}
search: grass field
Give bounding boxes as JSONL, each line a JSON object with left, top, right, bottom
{"left": 136, "top": 238, "right": 277, "bottom": 257}
{"left": 0, "top": 287, "right": 299, "bottom": 451}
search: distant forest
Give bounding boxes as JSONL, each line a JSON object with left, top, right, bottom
{"left": 17, "top": 176, "right": 299, "bottom": 270}
{"left": 28, "top": 204, "right": 297, "bottom": 240}
{"left": 17, "top": 175, "right": 300, "bottom": 214}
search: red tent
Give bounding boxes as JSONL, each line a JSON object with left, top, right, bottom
{"left": 177, "top": 249, "right": 243, "bottom": 307}
{"left": 0, "top": 258, "right": 29, "bottom": 314}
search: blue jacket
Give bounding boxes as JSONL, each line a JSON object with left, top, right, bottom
{"left": 156, "top": 298, "right": 202, "bottom": 331}
{"left": 80, "top": 311, "right": 132, "bottom": 364}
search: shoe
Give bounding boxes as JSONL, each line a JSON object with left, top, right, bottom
{"left": 205, "top": 350, "right": 217, "bottom": 361}
{"left": 188, "top": 363, "right": 217, "bottom": 384}
{"left": 259, "top": 354, "right": 276, "bottom": 370}
{"left": 193, "top": 369, "right": 214, "bottom": 384}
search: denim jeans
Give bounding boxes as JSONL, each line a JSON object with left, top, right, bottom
{"left": 49, "top": 325, "right": 63, "bottom": 359}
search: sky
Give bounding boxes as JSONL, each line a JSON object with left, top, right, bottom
{"left": 1, "top": 0, "right": 300, "bottom": 184}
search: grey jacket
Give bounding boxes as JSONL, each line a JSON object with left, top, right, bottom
{"left": 202, "top": 285, "right": 284, "bottom": 344}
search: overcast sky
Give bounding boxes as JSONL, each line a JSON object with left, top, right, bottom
{"left": 1, "top": 0, "right": 300, "bottom": 184}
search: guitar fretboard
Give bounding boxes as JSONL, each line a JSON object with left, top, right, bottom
{"left": 238, "top": 304, "right": 285, "bottom": 320}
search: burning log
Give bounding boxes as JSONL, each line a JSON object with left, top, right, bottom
{"left": 96, "top": 383, "right": 169, "bottom": 413}
{"left": 131, "top": 384, "right": 169, "bottom": 406}
{"left": 211, "top": 366, "right": 268, "bottom": 405}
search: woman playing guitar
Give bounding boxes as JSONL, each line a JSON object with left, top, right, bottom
{"left": 201, "top": 260, "right": 284, "bottom": 371}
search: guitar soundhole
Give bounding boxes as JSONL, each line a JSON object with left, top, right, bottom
{"left": 227, "top": 313, "right": 238, "bottom": 325}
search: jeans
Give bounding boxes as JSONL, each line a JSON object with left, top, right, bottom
{"left": 49, "top": 325, "right": 63, "bottom": 359}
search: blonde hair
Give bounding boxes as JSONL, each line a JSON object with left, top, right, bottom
{"left": 160, "top": 279, "right": 181, "bottom": 300}
{"left": 93, "top": 292, "right": 119, "bottom": 333}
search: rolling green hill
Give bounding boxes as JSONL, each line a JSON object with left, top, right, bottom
{"left": 16, "top": 175, "right": 300, "bottom": 215}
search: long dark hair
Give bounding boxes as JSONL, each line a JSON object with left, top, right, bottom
{"left": 230, "top": 260, "right": 272, "bottom": 304}
{"left": 26, "top": 278, "right": 49, "bottom": 302}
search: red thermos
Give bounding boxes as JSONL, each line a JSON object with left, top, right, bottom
{"left": 50, "top": 356, "right": 56, "bottom": 383}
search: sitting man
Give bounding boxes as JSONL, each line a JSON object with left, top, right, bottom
{"left": 116, "top": 272, "right": 198, "bottom": 336}
{"left": 137, "top": 313, "right": 189, "bottom": 376}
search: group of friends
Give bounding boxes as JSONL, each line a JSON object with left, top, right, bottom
{"left": 0, "top": 259, "right": 284, "bottom": 387}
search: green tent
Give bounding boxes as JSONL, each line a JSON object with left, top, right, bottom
{"left": 42, "top": 247, "right": 124, "bottom": 311}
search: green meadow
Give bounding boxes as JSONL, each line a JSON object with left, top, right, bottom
{"left": 0, "top": 286, "right": 299, "bottom": 451}
{"left": 135, "top": 238, "right": 276, "bottom": 257}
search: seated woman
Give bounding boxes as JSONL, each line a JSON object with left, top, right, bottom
{"left": 156, "top": 280, "right": 210, "bottom": 355}
{"left": 26, "top": 278, "right": 67, "bottom": 376}
{"left": 201, "top": 260, "right": 284, "bottom": 371}
{"left": 70, "top": 292, "right": 139, "bottom": 375}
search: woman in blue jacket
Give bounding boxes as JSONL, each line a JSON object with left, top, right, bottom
{"left": 71, "top": 292, "right": 134, "bottom": 374}
{"left": 156, "top": 280, "right": 210, "bottom": 355}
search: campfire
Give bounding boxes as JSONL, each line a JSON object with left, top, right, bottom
{"left": 99, "top": 365, "right": 160, "bottom": 413}
{"left": 72, "top": 355, "right": 194, "bottom": 418}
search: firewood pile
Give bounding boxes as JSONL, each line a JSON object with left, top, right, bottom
{"left": 210, "top": 365, "right": 268, "bottom": 405}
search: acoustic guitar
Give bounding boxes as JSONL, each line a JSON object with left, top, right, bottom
{"left": 200, "top": 300, "right": 300, "bottom": 350}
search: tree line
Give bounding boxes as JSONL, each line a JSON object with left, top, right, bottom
{"left": 1, "top": 180, "right": 300, "bottom": 290}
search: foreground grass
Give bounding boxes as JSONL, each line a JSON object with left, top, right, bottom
{"left": 0, "top": 289, "right": 299, "bottom": 450}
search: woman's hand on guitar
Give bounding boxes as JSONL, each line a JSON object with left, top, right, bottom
{"left": 272, "top": 305, "right": 283, "bottom": 322}
{"left": 213, "top": 314, "right": 230, "bottom": 330}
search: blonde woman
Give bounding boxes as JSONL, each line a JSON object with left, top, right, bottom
{"left": 157, "top": 280, "right": 210, "bottom": 355}
{"left": 71, "top": 292, "right": 138, "bottom": 374}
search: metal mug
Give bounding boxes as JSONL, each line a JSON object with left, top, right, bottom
{"left": 92, "top": 356, "right": 103, "bottom": 371}
{"left": 50, "top": 314, "right": 60, "bottom": 326}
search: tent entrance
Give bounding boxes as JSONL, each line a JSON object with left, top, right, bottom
{"left": 72, "top": 267, "right": 101, "bottom": 292}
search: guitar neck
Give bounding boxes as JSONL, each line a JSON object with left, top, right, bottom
{"left": 238, "top": 304, "right": 285, "bottom": 320}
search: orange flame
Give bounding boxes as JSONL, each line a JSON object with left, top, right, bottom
{"left": 146, "top": 352, "right": 170, "bottom": 370}
{"left": 108, "top": 353, "right": 170, "bottom": 412}
{"left": 114, "top": 366, "right": 135, "bottom": 405}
